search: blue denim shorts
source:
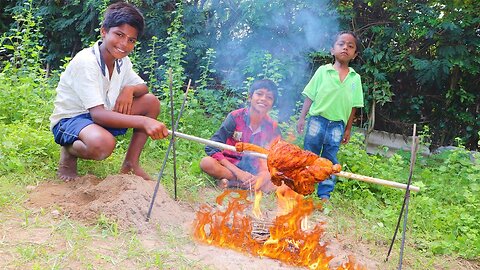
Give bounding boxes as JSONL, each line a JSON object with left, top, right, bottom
{"left": 52, "top": 113, "right": 127, "bottom": 146}
{"left": 303, "top": 115, "right": 345, "bottom": 198}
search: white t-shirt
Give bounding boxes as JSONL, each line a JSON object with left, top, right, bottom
{"left": 49, "top": 40, "right": 145, "bottom": 130}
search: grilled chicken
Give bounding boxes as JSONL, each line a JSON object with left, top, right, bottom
{"left": 235, "top": 139, "right": 342, "bottom": 195}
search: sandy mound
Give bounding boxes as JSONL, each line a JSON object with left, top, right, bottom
{"left": 25, "top": 174, "right": 378, "bottom": 269}
{"left": 26, "top": 174, "right": 191, "bottom": 233}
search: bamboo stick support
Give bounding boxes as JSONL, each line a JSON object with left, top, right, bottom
{"left": 168, "top": 130, "right": 421, "bottom": 192}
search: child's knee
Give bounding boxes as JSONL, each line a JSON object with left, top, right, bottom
{"left": 143, "top": 93, "right": 160, "bottom": 115}
{"left": 199, "top": 156, "right": 213, "bottom": 171}
{"left": 89, "top": 137, "right": 115, "bottom": 160}
{"left": 91, "top": 147, "right": 114, "bottom": 160}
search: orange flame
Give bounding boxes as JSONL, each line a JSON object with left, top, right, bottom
{"left": 252, "top": 189, "right": 263, "bottom": 219}
{"left": 193, "top": 190, "right": 366, "bottom": 269}
{"left": 276, "top": 184, "right": 303, "bottom": 215}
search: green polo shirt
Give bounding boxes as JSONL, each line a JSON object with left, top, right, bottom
{"left": 302, "top": 64, "right": 364, "bottom": 125}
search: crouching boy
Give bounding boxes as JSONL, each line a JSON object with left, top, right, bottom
{"left": 50, "top": 2, "right": 168, "bottom": 181}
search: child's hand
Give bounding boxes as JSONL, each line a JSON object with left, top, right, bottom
{"left": 236, "top": 171, "right": 256, "bottom": 188}
{"left": 114, "top": 86, "right": 134, "bottom": 115}
{"left": 296, "top": 118, "right": 305, "bottom": 134}
{"left": 342, "top": 129, "right": 351, "bottom": 144}
{"left": 143, "top": 118, "right": 169, "bottom": 140}
{"left": 236, "top": 170, "right": 254, "bottom": 182}
{"left": 241, "top": 176, "right": 257, "bottom": 190}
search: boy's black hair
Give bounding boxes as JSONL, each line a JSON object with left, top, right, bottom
{"left": 102, "top": 2, "right": 145, "bottom": 37}
{"left": 249, "top": 79, "right": 279, "bottom": 105}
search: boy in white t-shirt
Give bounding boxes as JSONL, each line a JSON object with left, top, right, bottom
{"left": 50, "top": 2, "right": 168, "bottom": 181}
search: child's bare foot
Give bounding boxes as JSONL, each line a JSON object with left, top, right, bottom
{"left": 57, "top": 146, "right": 78, "bottom": 182}
{"left": 260, "top": 181, "right": 277, "bottom": 193}
{"left": 121, "top": 162, "right": 152, "bottom": 180}
{"left": 217, "top": 178, "right": 229, "bottom": 189}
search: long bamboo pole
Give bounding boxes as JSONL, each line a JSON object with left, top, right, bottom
{"left": 168, "top": 130, "right": 421, "bottom": 192}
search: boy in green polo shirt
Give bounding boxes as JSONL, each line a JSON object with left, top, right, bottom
{"left": 296, "top": 31, "right": 364, "bottom": 200}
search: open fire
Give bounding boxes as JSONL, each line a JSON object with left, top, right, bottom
{"left": 192, "top": 188, "right": 366, "bottom": 270}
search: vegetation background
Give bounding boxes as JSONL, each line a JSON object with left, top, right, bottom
{"left": 0, "top": 0, "right": 479, "bottom": 269}
{"left": 1, "top": 0, "right": 479, "bottom": 150}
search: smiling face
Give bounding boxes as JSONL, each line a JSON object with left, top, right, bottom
{"left": 248, "top": 88, "right": 275, "bottom": 114}
{"left": 331, "top": 33, "right": 358, "bottom": 64}
{"left": 100, "top": 23, "right": 138, "bottom": 64}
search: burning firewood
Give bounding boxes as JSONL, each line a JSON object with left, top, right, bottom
{"left": 236, "top": 139, "right": 342, "bottom": 195}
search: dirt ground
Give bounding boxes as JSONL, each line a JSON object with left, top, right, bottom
{"left": 6, "top": 174, "right": 475, "bottom": 270}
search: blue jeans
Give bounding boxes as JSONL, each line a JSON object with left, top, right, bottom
{"left": 303, "top": 115, "right": 344, "bottom": 199}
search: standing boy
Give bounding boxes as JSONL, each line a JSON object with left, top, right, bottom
{"left": 296, "top": 31, "right": 364, "bottom": 200}
{"left": 50, "top": 2, "right": 168, "bottom": 181}
{"left": 200, "top": 79, "right": 282, "bottom": 192}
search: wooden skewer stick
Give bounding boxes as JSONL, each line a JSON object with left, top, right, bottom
{"left": 335, "top": 171, "right": 420, "bottom": 192}
{"left": 167, "top": 130, "right": 267, "bottom": 159}
{"left": 168, "top": 130, "right": 421, "bottom": 192}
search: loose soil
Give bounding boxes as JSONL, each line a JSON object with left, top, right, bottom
{"left": 3, "top": 174, "right": 476, "bottom": 269}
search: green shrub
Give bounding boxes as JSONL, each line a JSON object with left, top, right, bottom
{"left": 336, "top": 132, "right": 480, "bottom": 259}
{"left": 0, "top": 123, "right": 57, "bottom": 175}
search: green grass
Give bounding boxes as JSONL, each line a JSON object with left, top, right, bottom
{"left": 0, "top": 105, "right": 478, "bottom": 268}
{"left": 0, "top": 202, "right": 209, "bottom": 269}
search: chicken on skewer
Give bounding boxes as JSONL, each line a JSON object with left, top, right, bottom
{"left": 169, "top": 130, "right": 420, "bottom": 192}
{"left": 236, "top": 139, "right": 342, "bottom": 195}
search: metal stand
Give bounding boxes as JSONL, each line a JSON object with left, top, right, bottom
{"left": 146, "top": 76, "right": 191, "bottom": 221}
{"left": 386, "top": 124, "right": 418, "bottom": 269}
{"left": 168, "top": 70, "right": 178, "bottom": 201}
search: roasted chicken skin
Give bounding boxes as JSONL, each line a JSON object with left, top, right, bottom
{"left": 235, "top": 139, "right": 342, "bottom": 195}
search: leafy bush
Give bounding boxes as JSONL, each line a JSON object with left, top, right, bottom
{"left": 0, "top": 0, "right": 56, "bottom": 177}
{"left": 337, "top": 132, "right": 480, "bottom": 259}
{"left": 0, "top": 123, "right": 57, "bottom": 175}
